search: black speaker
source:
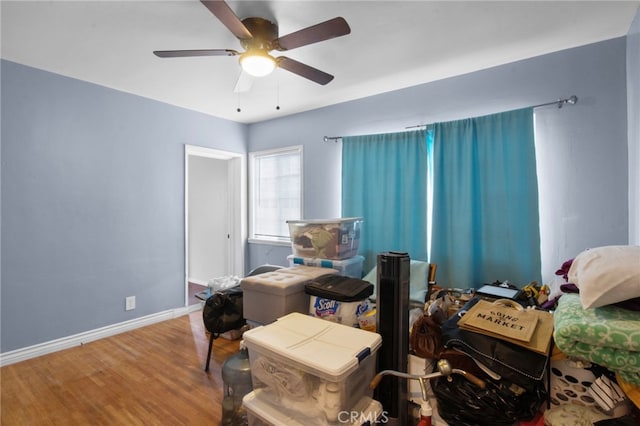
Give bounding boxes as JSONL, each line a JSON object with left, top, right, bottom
{"left": 375, "top": 252, "right": 410, "bottom": 425}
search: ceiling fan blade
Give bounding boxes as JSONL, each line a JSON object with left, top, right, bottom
{"left": 234, "top": 71, "right": 254, "bottom": 93}
{"left": 277, "top": 57, "right": 334, "bottom": 85}
{"left": 201, "top": 0, "right": 253, "bottom": 40}
{"left": 274, "top": 17, "right": 351, "bottom": 51}
{"left": 153, "top": 49, "right": 239, "bottom": 58}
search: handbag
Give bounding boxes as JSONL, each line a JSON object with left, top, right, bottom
{"left": 433, "top": 373, "right": 546, "bottom": 426}
{"left": 441, "top": 297, "right": 549, "bottom": 392}
{"left": 410, "top": 314, "right": 443, "bottom": 359}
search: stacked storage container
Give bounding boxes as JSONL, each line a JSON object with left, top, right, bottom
{"left": 304, "top": 275, "right": 374, "bottom": 327}
{"left": 286, "top": 217, "right": 364, "bottom": 278}
{"left": 286, "top": 218, "right": 374, "bottom": 327}
{"left": 240, "top": 265, "right": 338, "bottom": 328}
{"left": 242, "top": 313, "right": 383, "bottom": 425}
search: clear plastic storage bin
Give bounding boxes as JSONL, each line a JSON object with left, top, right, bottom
{"left": 287, "top": 255, "right": 365, "bottom": 278}
{"left": 287, "top": 218, "right": 363, "bottom": 260}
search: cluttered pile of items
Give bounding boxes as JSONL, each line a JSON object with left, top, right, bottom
{"left": 409, "top": 280, "right": 554, "bottom": 425}
{"left": 406, "top": 245, "right": 640, "bottom": 426}
{"left": 220, "top": 218, "right": 386, "bottom": 425}
{"left": 206, "top": 215, "right": 640, "bottom": 426}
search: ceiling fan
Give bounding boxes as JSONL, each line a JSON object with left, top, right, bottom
{"left": 153, "top": 0, "right": 351, "bottom": 92}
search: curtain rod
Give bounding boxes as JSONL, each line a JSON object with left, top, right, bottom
{"left": 323, "top": 95, "right": 578, "bottom": 142}
{"left": 532, "top": 95, "right": 578, "bottom": 109}
{"left": 404, "top": 95, "right": 578, "bottom": 130}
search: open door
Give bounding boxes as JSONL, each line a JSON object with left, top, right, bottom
{"left": 185, "top": 145, "right": 246, "bottom": 306}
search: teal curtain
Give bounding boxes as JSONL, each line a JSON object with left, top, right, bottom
{"left": 430, "top": 107, "right": 541, "bottom": 288}
{"left": 342, "top": 130, "right": 428, "bottom": 273}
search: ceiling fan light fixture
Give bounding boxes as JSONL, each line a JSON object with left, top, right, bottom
{"left": 240, "top": 50, "right": 276, "bottom": 77}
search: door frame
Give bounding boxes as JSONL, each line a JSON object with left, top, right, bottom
{"left": 184, "top": 144, "right": 246, "bottom": 306}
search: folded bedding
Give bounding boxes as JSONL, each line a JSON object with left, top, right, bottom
{"left": 554, "top": 293, "right": 640, "bottom": 385}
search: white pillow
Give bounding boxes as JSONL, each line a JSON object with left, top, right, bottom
{"left": 568, "top": 245, "right": 640, "bottom": 309}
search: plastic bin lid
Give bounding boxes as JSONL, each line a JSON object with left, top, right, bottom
{"left": 243, "top": 391, "right": 382, "bottom": 425}
{"left": 240, "top": 271, "right": 311, "bottom": 295}
{"left": 284, "top": 265, "right": 339, "bottom": 279}
{"left": 243, "top": 390, "right": 382, "bottom": 425}
{"left": 242, "top": 312, "right": 381, "bottom": 381}
{"left": 286, "top": 217, "right": 363, "bottom": 224}
{"left": 287, "top": 255, "right": 365, "bottom": 266}
{"left": 305, "top": 275, "right": 374, "bottom": 302}
{"left": 240, "top": 267, "right": 338, "bottom": 295}
{"left": 242, "top": 390, "right": 305, "bottom": 425}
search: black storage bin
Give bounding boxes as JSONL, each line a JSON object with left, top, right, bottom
{"left": 304, "top": 275, "right": 374, "bottom": 327}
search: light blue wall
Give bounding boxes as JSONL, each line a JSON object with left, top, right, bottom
{"left": 628, "top": 8, "right": 640, "bottom": 246}
{"left": 1, "top": 60, "right": 247, "bottom": 353}
{"left": 1, "top": 35, "right": 634, "bottom": 354}
{"left": 248, "top": 37, "right": 630, "bottom": 283}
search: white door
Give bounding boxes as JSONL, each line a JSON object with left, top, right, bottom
{"left": 184, "top": 145, "right": 245, "bottom": 306}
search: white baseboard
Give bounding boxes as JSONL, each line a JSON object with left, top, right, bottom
{"left": 0, "top": 305, "right": 201, "bottom": 367}
{"left": 188, "top": 278, "right": 208, "bottom": 286}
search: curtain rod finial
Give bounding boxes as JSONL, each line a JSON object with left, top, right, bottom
{"left": 323, "top": 136, "right": 341, "bottom": 143}
{"left": 558, "top": 95, "right": 578, "bottom": 108}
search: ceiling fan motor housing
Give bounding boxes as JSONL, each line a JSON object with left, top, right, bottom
{"left": 240, "top": 17, "right": 278, "bottom": 51}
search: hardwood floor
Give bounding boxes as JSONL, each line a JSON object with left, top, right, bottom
{"left": 0, "top": 311, "right": 240, "bottom": 425}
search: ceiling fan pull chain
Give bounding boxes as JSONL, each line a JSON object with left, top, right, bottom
{"left": 276, "top": 76, "right": 281, "bottom": 111}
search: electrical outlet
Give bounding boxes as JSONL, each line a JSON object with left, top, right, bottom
{"left": 125, "top": 296, "right": 136, "bottom": 311}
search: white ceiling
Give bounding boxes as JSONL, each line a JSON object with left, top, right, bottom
{"left": 2, "top": 1, "right": 639, "bottom": 124}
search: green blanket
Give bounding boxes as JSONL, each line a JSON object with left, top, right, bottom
{"left": 554, "top": 293, "right": 640, "bottom": 385}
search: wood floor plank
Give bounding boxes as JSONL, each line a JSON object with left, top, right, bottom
{"left": 1, "top": 311, "right": 240, "bottom": 425}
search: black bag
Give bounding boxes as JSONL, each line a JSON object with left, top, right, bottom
{"left": 433, "top": 373, "right": 546, "bottom": 426}
{"left": 202, "top": 287, "right": 245, "bottom": 337}
{"left": 441, "top": 297, "right": 548, "bottom": 392}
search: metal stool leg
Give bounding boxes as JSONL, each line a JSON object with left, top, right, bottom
{"left": 205, "top": 332, "right": 215, "bottom": 372}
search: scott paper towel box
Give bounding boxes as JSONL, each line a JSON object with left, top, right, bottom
{"left": 305, "top": 275, "right": 374, "bottom": 327}
{"left": 242, "top": 313, "right": 382, "bottom": 424}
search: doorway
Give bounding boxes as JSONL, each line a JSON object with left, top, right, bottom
{"left": 184, "top": 145, "right": 246, "bottom": 306}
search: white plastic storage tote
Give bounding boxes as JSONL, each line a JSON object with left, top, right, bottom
{"left": 242, "top": 313, "right": 382, "bottom": 424}
{"left": 243, "top": 390, "right": 383, "bottom": 426}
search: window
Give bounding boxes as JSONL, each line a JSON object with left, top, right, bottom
{"left": 249, "top": 146, "right": 302, "bottom": 243}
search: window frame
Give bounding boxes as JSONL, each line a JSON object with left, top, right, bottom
{"left": 248, "top": 145, "right": 303, "bottom": 245}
